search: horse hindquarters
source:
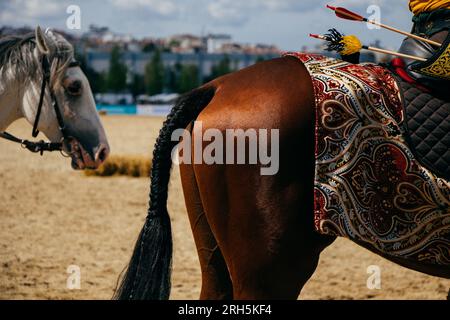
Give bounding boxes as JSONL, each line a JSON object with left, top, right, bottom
{"left": 181, "top": 57, "right": 336, "bottom": 299}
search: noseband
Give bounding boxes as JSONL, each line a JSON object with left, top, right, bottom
{"left": 0, "top": 55, "right": 80, "bottom": 155}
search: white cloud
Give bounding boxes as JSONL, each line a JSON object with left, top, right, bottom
{"left": 21, "top": 0, "right": 64, "bottom": 18}
{"left": 207, "top": 1, "right": 247, "bottom": 25}
{"left": 0, "top": 0, "right": 67, "bottom": 24}
{"left": 206, "top": 0, "right": 409, "bottom": 26}
{"left": 206, "top": 0, "right": 329, "bottom": 26}
{"left": 328, "top": 0, "right": 407, "bottom": 12}
{"left": 109, "top": 0, "right": 178, "bottom": 17}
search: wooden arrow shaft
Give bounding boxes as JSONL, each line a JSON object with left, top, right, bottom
{"left": 365, "top": 46, "right": 427, "bottom": 61}
{"left": 367, "top": 20, "right": 441, "bottom": 47}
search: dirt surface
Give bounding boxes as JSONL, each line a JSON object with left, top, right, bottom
{"left": 0, "top": 116, "right": 448, "bottom": 300}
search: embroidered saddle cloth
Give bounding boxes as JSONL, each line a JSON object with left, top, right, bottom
{"left": 285, "top": 52, "right": 450, "bottom": 267}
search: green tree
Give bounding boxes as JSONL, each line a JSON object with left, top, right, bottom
{"left": 177, "top": 64, "right": 199, "bottom": 93}
{"left": 106, "top": 46, "right": 127, "bottom": 92}
{"left": 129, "top": 74, "right": 145, "bottom": 99}
{"left": 168, "top": 39, "right": 181, "bottom": 48}
{"left": 142, "top": 43, "right": 156, "bottom": 53}
{"left": 165, "top": 63, "right": 181, "bottom": 93}
{"left": 75, "top": 51, "right": 106, "bottom": 93}
{"left": 144, "top": 49, "right": 165, "bottom": 95}
{"left": 205, "top": 54, "right": 232, "bottom": 82}
{"left": 255, "top": 56, "right": 265, "bottom": 63}
{"left": 214, "top": 54, "right": 231, "bottom": 76}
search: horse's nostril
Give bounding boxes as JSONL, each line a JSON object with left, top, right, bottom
{"left": 96, "top": 145, "right": 109, "bottom": 164}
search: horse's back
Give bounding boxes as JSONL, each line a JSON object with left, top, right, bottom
{"left": 199, "top": 56, "right": 315, "bottom": 132}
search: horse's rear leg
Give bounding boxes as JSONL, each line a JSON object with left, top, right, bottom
{"left": 216, "top": 185, "right": 333, "bottom": 300}
{"left": 180, "top": 160, "right": 233, "bottom": 300}
{"left": 182, "top": 158, "right": 323, "bottom": 300}
{"left": 191, "top": 160, "right": 335, "bottom": 299}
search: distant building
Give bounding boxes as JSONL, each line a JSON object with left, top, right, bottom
{"left": 83, "top": 24, "right": 132, "bottom": 43}
{"left": 206, "top": 34, "right": 232, "bottom": 53}
{"left": 220, "top": 43, "right": 243, "bottom": 54}
{"left": 168, "top": 34, "right": 203, "bottom": 53}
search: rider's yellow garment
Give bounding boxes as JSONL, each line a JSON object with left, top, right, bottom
{"left": 409, "top": 0, "right": 450, "bottom": 14}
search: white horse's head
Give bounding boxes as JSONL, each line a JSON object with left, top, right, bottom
{"left": 20, "top": 26, "right": 110, "bottom": 169}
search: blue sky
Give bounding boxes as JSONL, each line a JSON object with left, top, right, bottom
{"left": 0, "top": 0, "right": 413, "bottom": 50}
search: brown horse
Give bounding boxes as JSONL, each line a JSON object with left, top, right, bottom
{"left": 114, "top": 55, "right": 449, "bottom": 300}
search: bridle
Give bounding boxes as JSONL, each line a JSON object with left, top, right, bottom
{"left": 0, "top": 54, "right": 80, "bottom": 155}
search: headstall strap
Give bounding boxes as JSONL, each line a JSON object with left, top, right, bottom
{"left": 0, "top": 55, "right": 80, "bottom": 156}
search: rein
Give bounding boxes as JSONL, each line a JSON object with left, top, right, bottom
{"left": 0, "top": 56, "right": 80, "bottom": 155}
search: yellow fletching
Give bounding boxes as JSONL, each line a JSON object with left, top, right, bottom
{"left": 340, "top": 35, "right": 362, "bottom": 55}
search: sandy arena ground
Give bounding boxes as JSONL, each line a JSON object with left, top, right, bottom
{"left": 0, "top": 116, "right": 448, "bottom": 300}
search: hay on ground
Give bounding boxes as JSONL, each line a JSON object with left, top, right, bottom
{"left": 84, "top": 155, "right": 152, "bottom": 177}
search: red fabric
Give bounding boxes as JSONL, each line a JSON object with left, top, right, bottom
{"left": 391, "top": 58, "right": 431, "bottom": 92}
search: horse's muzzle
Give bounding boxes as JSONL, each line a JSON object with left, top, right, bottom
{"left": 67, "top": 138, "right": 110, "bottom": 170}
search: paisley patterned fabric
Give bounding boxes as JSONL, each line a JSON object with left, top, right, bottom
{"left": 285, "top": 52, "right": 450, "bottom": 267}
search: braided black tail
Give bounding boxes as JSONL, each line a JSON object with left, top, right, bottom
{"left": 114, "top": 86, "right": 216, "bottom": 300}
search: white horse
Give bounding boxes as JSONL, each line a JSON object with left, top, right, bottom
{"left": 0, "top": 26, "right": 109, "bottom": 169}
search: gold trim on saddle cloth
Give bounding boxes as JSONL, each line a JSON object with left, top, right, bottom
{"left": 411, "top": 32, "right": 450, "bottom": 80}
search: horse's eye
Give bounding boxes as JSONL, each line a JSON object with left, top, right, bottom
{"left": 65, "top": 80, "right": 82, "bottom": 96}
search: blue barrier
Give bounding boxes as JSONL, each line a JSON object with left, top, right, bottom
{"left": 97, "top": 104, "right": 173, "bottom": 116}
{"left": 97, "top": 105, "right": 137, "bottom": 115}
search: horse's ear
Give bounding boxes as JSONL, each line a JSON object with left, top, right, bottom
{"left": 35, "top": 26, "right": 50, "bottom": 55}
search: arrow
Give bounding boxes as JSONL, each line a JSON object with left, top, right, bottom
{"left": 310, "top": 32, "right": 427, "bottom": 62}
{"left": 326, "top": 5, "right": 442, "bottom": 47}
